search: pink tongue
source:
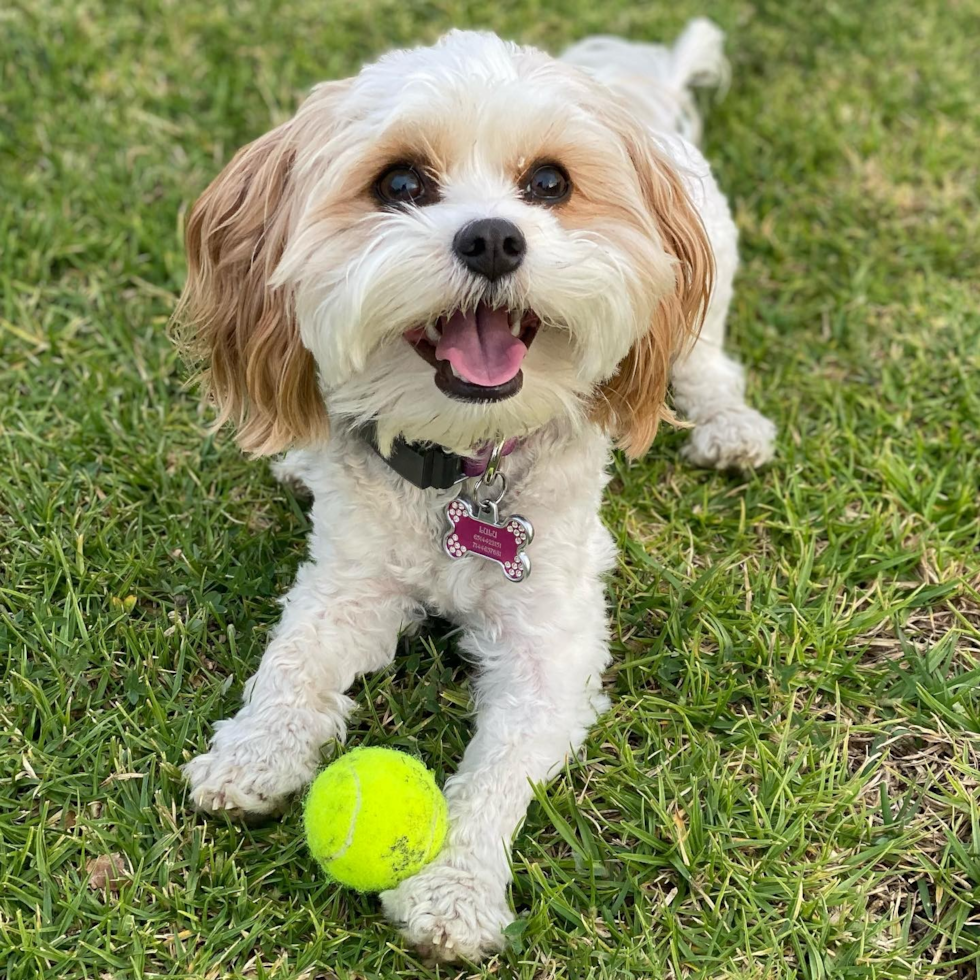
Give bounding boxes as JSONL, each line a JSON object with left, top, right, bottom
{"left": 435, "top": 305, "right": 527, "bottom": 386}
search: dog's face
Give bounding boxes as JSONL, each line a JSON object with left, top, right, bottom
{"left": 180, "top": 31, "right": 711, "bottom": 457}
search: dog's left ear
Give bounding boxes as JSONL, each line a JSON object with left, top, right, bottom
{"left": 175, "top": 82, "right": 349, "bottom": 455}
{"left": 594, "top": 112, "right": 714, "bottom": 458}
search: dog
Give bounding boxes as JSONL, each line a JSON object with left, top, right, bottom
{"left": 177, "top": 19, "right": 775, "bottom": 962}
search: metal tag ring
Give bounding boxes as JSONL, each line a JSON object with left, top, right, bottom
{"left": 474, "top": 471, "right": 507, "bottom": 507}
{"left": 479, "top": 441, "right": 506, "bottom": 487}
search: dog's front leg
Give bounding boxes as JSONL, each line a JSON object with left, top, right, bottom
{"left": 382, "top": 575, "right": 611, "bottom": 962}
{"left": 183, "top": 558, "right": 419, "bottom": 819}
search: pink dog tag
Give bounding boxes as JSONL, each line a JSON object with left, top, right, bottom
{"left": 444, "top": 495, "right": 533, "bottom": 582}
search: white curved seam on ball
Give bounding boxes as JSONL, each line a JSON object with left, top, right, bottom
{"left": 333, "top": 767, "right": 361, "bottom": 860}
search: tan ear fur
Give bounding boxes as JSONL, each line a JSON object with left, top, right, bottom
{"left": 175, "top": 120, "right": 326, "bottom": 455}
{"left": 592, "top": 112, "right": 714, "bottom": 458}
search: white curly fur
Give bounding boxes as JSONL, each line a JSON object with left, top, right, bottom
{"left": 183, "top": 20, "right": 774, "bottom": 962}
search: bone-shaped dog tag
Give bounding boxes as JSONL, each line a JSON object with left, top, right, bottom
{"left": 444, "top": 495, "right": 532, "bottom": 582}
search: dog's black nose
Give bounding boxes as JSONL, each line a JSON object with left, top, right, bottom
{"left": 453, "top": 218, "right": 526, "bottom": 281}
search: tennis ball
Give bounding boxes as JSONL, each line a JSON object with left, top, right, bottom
{"left": 303, "top": 746, "right": 447, "bottom": 892}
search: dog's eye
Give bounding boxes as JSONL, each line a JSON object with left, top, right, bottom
{"left": 376, "top": 166, "right": 430, "bottom": 206}
{"left": 523, "top": 164, "right": 571, "bottom": 205}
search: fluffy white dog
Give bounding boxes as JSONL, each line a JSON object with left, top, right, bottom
{"left": 178, "top": 19, "right": 774, "bottom": 961}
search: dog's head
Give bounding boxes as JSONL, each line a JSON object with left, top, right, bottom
{"left": 178, "top": 30, "right": 712, "bottom": 457}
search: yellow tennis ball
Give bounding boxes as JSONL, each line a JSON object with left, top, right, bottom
{"left": 303, "top": 746, "right": 448, "bottom": 892}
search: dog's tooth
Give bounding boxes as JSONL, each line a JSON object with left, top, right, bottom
{"left": 424, "top": 321, "right": 441, "bottom": 344}
{"left": 509, "top": 310, "right": 522, "bottom": 336}
{"left": 449, "top": 363, "right": 462, "bottom": 379}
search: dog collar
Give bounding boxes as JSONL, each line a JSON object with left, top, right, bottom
{"left": 360, "top": 424, "right": 517, "bottom": 490}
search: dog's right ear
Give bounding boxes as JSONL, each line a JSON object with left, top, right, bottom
{"left": 176, "top": 108, "right": 329, "bottom": 455}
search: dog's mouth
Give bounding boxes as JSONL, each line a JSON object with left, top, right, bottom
{"left": 403, "top": 303, "right": 540, "bottom": 402}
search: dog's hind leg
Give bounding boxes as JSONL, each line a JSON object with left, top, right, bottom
{"left": 670, "top": 233, "right": 776, "bottom": 470}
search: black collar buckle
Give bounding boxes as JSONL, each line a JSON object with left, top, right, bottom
{"left": 360, "top": 423, "right": 466, "bottom": 491}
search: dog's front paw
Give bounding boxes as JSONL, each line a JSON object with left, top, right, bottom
{"left": 381, "top": 862, "right": 513, "bottom": 963}
{"left": 182, "top": 717, "right": 321, "bottom": 820}
{"left": 183, "top": 750, "right": 293, "bottom": 820}
{"left": 682, "top": 406, "right": 776, "bottom": 470}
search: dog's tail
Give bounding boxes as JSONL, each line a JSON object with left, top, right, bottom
{"left": 560, "top": 18, "right": 728, "bottom": 145}
{"left": 667, "top": 17, "right": 729, "bottom": 94}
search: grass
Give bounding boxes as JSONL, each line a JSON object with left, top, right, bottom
{"left": 1, "top": 0, "right": 978, "bottom": 976}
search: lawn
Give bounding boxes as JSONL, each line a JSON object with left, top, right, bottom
{"left": 1, "top": 0, "right": 979, "bottom": 977}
